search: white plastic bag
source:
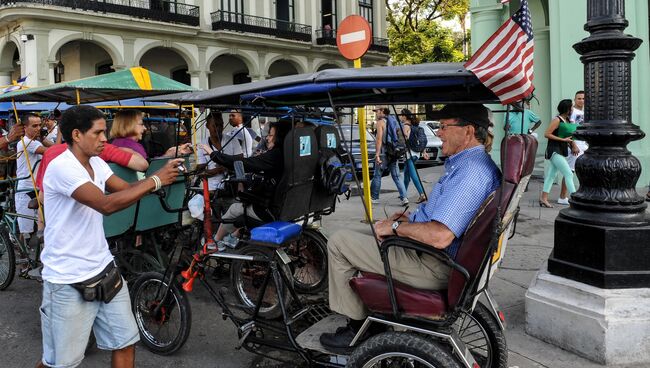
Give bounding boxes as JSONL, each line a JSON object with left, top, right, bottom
{"left": 188, "top": 194, "right": 204, "bottom": 220}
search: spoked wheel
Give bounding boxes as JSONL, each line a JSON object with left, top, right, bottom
{"left": 453, "top": 302, "right": 508, "bottom": 368}
{"left": 230, "top": 245, "right": 292, "bottom": 319}
{"left": 287, "top": 229, "right": 328, "bottom": 294}
{"left": 0, "top": 229, "right": 15, "bottom": 290}
{"left": 348, "top": 332, "right": 462, "bottom": 368}
{"left": 131, "top": 272, "right": 191, "bottom": 355}
{"left": 119, "top": 249, "right": 165, "bottom": 283}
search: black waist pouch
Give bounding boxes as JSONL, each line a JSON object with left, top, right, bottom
{"left": 72, "top": 262, "right": 123, "bottom": 303}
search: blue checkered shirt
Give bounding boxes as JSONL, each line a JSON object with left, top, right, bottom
{"left": 409, "top": 145, "right": 501, "bottom": 259}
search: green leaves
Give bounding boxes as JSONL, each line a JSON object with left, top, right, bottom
{"left": 385, "top": 0, "right": 469, "bottom": 65}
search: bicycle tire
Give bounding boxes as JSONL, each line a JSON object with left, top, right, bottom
{"left": 348, "top": 331, "right": 462, "bottom": 368}
{"left": 0, "top": 228, "right": 15, "bottom": 290}
{"left": 230, "top": 244, "right": 293, "bottom": 319}
{"left": 289, "top": 228, "right": 328, "bottom": 294}
{"left": 467, "top": 302, "right": 508, "bottom": 368}
{"left": 131, "top": 272, "right": 191, "bottom": 355}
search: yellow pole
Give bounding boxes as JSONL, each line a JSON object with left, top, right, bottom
{"left": 190, "top": 105, "right": 198, "bottom": 163}
{"left": 75, "top": 89, "right": 80, "bottom": 105}
{"left": 354, "top": 58, "right": 372, "bottom": 222}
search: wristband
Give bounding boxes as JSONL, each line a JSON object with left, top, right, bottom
{"left": 150, "top": 175, "right": 162, "bottom": 192}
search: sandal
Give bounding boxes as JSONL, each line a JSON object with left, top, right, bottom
{"left": 539, "top": 200, "right": 554, "bottom": 208}
{"left": 416, "top": 194, "right": 427, "bottom": 204}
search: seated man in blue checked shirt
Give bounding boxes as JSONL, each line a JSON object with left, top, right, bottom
{"left": 320, "top": 104, "right": 501, "bottom": 353}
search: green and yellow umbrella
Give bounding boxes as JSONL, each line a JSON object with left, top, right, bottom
{"left": 0, "top": 67, "right": 196, "bottom": 104}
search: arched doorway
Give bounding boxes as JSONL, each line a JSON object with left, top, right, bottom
{"left": 209, "top": 54, "right": 250, "bottom": 88}
{"left": 53, "top": 41, "right": 114, "bottom": 81}
{"left": 0, "top": 42, "right": 21, "bottom": 85}
{"left": 268, "top": 59, "right": 298, "bottom": 79}
{"left": 138, "top": 47, "right": 189, "bottom": 84}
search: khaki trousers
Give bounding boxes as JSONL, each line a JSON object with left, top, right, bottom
{"left": 328, "top": 229, "right": 451, "bottom": 320}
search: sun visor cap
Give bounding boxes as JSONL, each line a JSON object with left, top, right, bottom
{"left": 430, "top": 104, "right": 491, "bottom": 129}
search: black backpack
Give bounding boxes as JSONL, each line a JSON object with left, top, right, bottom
{"left": 408, "top": 125, "right": 428, "bottom": 153}
{"left": 319, "top": 149, "right": 351, "bottom": 195}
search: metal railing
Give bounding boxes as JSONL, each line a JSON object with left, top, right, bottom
{"left": 211, "top": 10, "right": 312, "bottom": 42}
{"left": 0, "top": 0, "right": 200, "bottom": 26}
{"left": 315, "top": 28, "right": 336, "bottom": 46}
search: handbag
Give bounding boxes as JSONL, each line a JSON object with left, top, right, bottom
{"left": 72, "top": 262, "right": 123, "bottom": 303}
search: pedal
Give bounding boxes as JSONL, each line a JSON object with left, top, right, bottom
{"left": 237, "top": 321, "right": 255, "bottom": 349}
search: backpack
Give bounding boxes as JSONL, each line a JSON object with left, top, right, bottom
{"left": 318, "top": 149, "right": 351, "bottom": 195}
{"left": 408, "top": 125, "right": 428, "bottom": 153}
{"left": 384, "top": 115, "right": 406, "bottom": 161}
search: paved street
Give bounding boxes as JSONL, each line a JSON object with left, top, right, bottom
{"left": 0, "top": 164, "right": 642, "bottom": 367}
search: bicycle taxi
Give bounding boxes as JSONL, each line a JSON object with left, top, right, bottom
{"left": 129, "top": 62, "right": 538, "bottom": 368}
{"left": 0, "top": 67, "right": 196, "bottom": 289}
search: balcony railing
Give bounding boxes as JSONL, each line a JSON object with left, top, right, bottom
{"left": 370, "top": 37, "right": 389, "bottom": 53}
{"left": 315, "top": 28, "right": 336, "bottom": 46}
{"left": 211, "top": 10, "right": 312, "bottom": 42}
{"left": 0, "top": 0, "right": 200, "bottom": 26}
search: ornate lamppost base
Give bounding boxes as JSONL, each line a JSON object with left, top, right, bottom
{"left": 526, "top": 266, "right": 650, "bottom": 365}
{"left": 547, "top": 214, "right": 650, "bottom": 288}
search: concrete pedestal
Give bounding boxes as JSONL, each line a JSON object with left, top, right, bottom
{"left": 525, "top": 266, "right": 650, "bottom": 365}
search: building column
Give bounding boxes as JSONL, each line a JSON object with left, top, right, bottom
{"left": 532, "top": 26, "right": 551, "bottom": 169}
{"left": 0, "top": 68, "right": 13, "bottom": 86}
{"left": 469, "top": 0, "right": 508, "bottom": 162}
{"left": 21, "top": 30, "right": 49, "bottom": 87}
{"left": 122, "top": 37, "right": 135, "bottom": 68}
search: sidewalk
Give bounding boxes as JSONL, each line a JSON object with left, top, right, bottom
{"left": 331, "top": 165, "right": 637, "bottom": 368}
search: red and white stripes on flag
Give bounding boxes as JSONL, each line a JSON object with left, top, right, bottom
{"left": 464, "top": 0, "right": 534, "bottom": 105}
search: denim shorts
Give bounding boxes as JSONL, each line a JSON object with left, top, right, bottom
{"left": 40, "top": 280, "right": 140, "bottom": 368}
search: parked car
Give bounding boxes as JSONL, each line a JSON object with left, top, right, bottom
{"left": 416, "top": 121, "right": 445, "bottom": 166}
{"left": 338, "top": 124, "right": 378, "bottom": 177}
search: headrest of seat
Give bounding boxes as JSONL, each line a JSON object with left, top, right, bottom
{"left": 314, "top": 125, "right": 341, "bottom": 150}
{"left": 500, "top": 135, "right": 537, "bottom": 184}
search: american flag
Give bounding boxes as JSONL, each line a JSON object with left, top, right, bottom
{"left": 464, "top": 0, "right": 534, "bottom": 105}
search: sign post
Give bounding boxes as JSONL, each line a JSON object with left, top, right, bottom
{"left": 337, "top": 15, "right": 373, "bottom": 222}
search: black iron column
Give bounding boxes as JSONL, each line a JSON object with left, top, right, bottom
{"left": 547, "top": 0, "right": 649, "bottom": 288}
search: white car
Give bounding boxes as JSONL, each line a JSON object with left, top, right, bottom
{"left": 415, "top": 121, "right": 445, "bottom": 166}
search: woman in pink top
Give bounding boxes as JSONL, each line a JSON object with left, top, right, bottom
{"left": 110, "top": 110, "right": 191, "bottom": 161}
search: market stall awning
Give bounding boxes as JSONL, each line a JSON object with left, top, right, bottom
{"left": 145, "top": 63, "right": 500, "bottom": 107}
{"left": 0, "top": 67, "right": 196, "bottom": 104}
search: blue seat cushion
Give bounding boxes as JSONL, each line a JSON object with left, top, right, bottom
{"left": 250, "top": 221, "right": 302, "bottom": 245}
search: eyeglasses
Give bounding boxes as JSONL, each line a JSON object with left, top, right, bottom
{"left": 438, "top": 123, "right": 465, "bottom": 131}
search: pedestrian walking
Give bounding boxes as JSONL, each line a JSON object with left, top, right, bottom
{"left": 400, "top": 108, "right": 427, "bottom": 203}
{"left": 370, "top": 107, "right": 408, "bottom": 206}
{"left": 559, "top": 90, "right": 587, "bottom": 204}
{"left": 539, "top": 99, "right": 580, "bottom": 208}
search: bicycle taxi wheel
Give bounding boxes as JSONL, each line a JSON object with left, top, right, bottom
{"left": 287, "top": 228, "right": 328, "bottom": 294}
{"left": 0, "top": 229, "right": 15, "bottom": 290}
{"left": 131, "top": 272, "right": 191, "bottom": 355}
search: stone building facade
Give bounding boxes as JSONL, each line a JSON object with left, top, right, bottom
{"left": 0, "top": 0, "right": 390, "bottom": 90}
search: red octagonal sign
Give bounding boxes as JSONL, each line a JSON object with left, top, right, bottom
{"left": 336, "top": 15, "right": 372, "bottom": 60}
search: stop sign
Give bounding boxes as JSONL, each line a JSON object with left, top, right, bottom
{"left": 336, "top": 15, "right": 372, "bottom": 60}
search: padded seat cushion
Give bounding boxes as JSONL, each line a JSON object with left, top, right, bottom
{"left": 250, "top": 221, "right": 302, "bottom": 245}
{"left": 349, "top": 272, "right": 448, "bottom": 319}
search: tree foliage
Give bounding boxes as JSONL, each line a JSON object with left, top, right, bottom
{"left": 388, "top": 21, "right": 464, "bottom": 65}
{"left": 385, "top": 0, "right": 469, "bottom": 33}
{"left": 385, "top": 0, "right": 470, "bottom": 65}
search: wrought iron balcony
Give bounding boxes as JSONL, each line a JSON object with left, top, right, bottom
{"left": 315, "top": 28, "right": 336, "bottom": 46}
{"left": 0, "top": 0, "right": 200, "bottom": 27}
{"left": 211, "top": 10, "right": 312, "bottom": 42}
{"left": 370, "top": 37, "right": 389, "bottom": 53}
